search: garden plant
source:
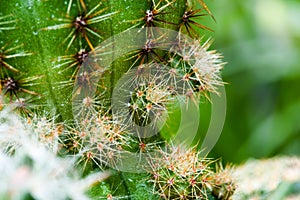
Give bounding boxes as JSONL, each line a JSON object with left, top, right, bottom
{"left": 1, "top": 0, "right": 299, "bottom": 200}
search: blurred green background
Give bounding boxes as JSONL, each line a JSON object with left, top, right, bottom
{"left": 199, "top": 0, "right": 300, "bottom": 164}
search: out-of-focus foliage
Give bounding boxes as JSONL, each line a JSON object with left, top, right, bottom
{"left": 203, "top": 0, "right": 300, "bottom": 163}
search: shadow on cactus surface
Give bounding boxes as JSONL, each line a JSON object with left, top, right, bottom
{"left": 1, "top": 0, "right": 300, "bottom": 199}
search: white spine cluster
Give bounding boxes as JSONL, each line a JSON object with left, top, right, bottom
{"left": 0, "top": 108, "right": 108, "bottom": 200}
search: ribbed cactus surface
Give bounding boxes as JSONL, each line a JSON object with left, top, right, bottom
{"left": 0, "top": 0, "right": 236, "bottom": 199}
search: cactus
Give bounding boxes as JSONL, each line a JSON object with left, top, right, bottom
{"left": 0, "top": 108, "right": 109, "bottom": 200}
{"left": 0, "top": 0, "right": 235, "bottom": 199}
{"left": 232, "top": 157, "right": 300, "bottom": 200}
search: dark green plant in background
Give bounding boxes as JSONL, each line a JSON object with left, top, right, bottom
{"left": 209, "top": 0, "right": 300, "bottom": 199}
{"left": 206, "top": 0, "right": 300, "bottom": 164}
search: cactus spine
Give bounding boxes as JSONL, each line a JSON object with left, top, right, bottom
{"left": 0, "top": 0, "right": 235, "bottom": 199}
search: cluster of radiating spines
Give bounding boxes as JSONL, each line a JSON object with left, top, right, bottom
{"left": 52, "top": 49, "right": 88, "bottom": 93}
{"left": 55, "top": 49, "right": 89, "bottom": 79}
{"left": 0, "top": 109, "right": 108, "bottom": 200}
{"left": 211, "top": 164, "right": 236, "bottom": 200}
{"left": 126, "top": 37, "right": 168, "bottom": 69}
{"left": 0, "top": 108, "right": 62, "bottom": 156}
{"left": 128, "top": 0, "right": 176, "bottom": 31}
{"left": 0, "top": 43, "right": 39, "bottom": 113}
{"left": 73, "top": 94, "right": 103, "bottom": 121}
{"left": 43, "top": 0, "right": 117, "bottom": 51}
{"left": 59, "top": 111, "right": 131, "bottom": 172}
{"left": 128, "top": 0, "right": 213, "bottom": 35}
{"left": 180, "top": 9, "right": 212, "bottom": 38}
{"left": 166, "top": 37, "right": 224, "bottom": 100}
{"left": 180, "top": 0, "right": 216, "bottom": 38}
{"left": 147, "top": 145, "right": 235, "bottom": 200}
{"left": 26, "top": 113, "right": 64, "bottom": 153}
{"left": 111, "top": 64, "right": 174, "bottom": 136}
{"left": 127, "top": 81, "right": 170, "bottom": 127}
{"left": 0, "top": 75, "right": 42, "bottom": 114}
